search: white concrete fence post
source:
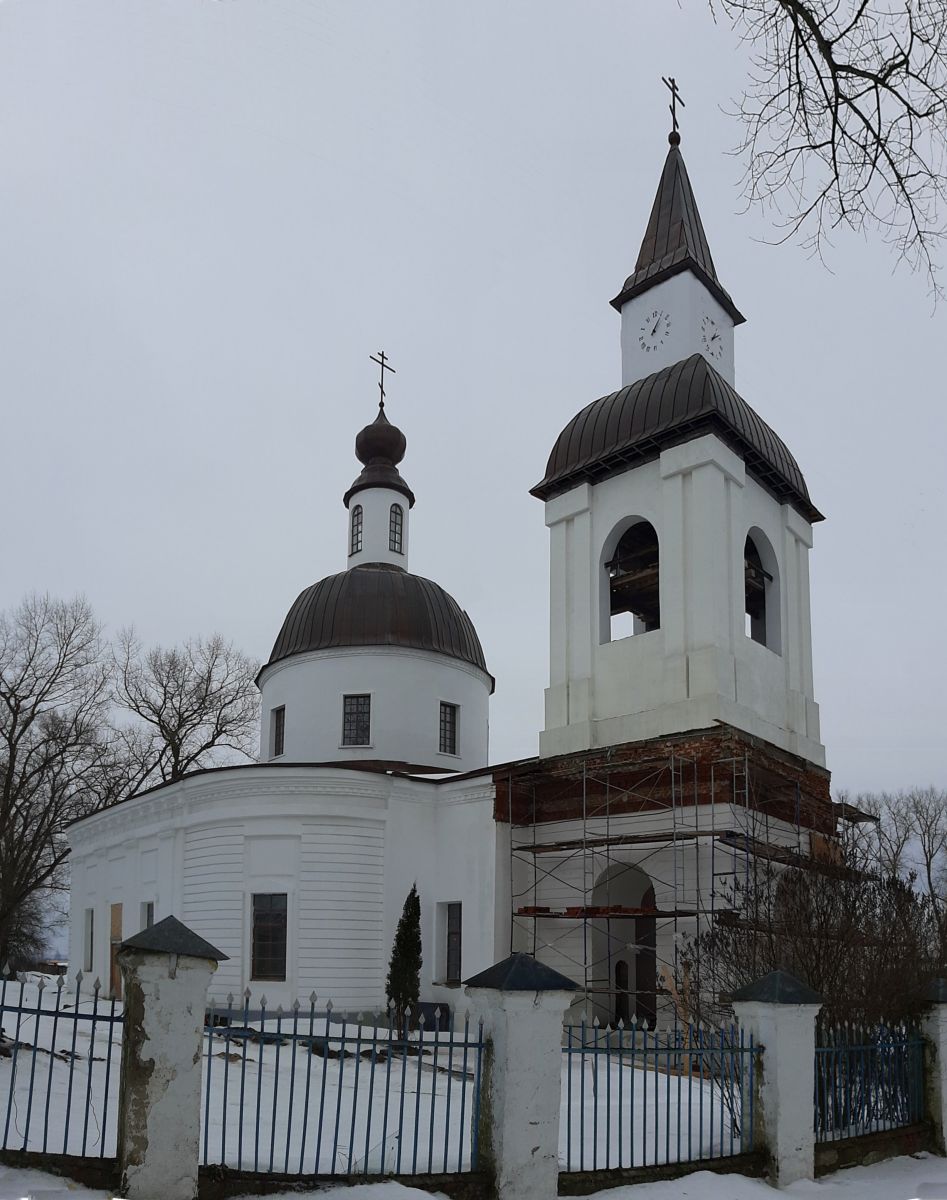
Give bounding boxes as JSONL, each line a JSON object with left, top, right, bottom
{"left": 923, "top": 978, "right": 947, "bottom": 1154}
{"left": 465, "top": 952, "right": 578, "bottom": 1200}
{"left": 116, "top": 915, "right": 227, "bottom": 1200}
{"left": 731, "top": 970, "right": 822, "bottom": 1187}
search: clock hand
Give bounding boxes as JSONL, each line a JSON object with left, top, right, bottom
{"left": 651, "top": 318, "right": 660, "bottom": 337}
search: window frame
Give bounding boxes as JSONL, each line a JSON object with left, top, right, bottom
{"left": 445, "top": 902, "right": 462, "bottom": 985}
{"left": 83, "top": 908, "right": 94, "bottom": 974}
{"left": 350, "top": 504, "right": 363, "bottom": 556}
{"left": 250, "top": 892, "right": 288, "bottom": 982}
{"left": 341, "top": 693, "right": 372, "bottom": 747}
{"left": 271, "top": 705, "right": 286, "bottom": 758}
{"left": 389, "top": 503, "right": 404, "bottom": 554}
{"left": 439, "top": 701, "right": 459, "bottom": 756}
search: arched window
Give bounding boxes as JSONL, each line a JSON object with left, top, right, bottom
{"left": 350, "top": 505, "right": 363, "bottom": 556}
{"left": 389, "top": 504, "right": 404, "bottom": 554}
{"left": 744, "top": 530, "right": 781, "bottom": 652}
{"left": 604, "top": 521, "right": 660, "bottom": 641}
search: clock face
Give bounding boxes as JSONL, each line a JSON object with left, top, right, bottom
{"left": 639, "top": 309, "right": 671, "bottom": 353}
{"left": 700, "top": 315, "right": 724, "bottom": 360}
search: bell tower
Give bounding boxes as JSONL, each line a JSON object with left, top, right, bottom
{"left": 532, "top": 130, "right": 826, "bottom": 770}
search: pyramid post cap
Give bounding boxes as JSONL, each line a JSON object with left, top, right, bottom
{"left": 119, "top": 915, "right": 229, "bottom": 963}
{"left": 731, "top": 970, "right": 821, "bottom": 1005}
{"left": 464, "top": 952, "right": 579, "bottom": 993}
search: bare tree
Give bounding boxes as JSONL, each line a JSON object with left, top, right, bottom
{"left": 0, "top": 596, "right": 116, "bottom": 967}
{"left": 113, "top": 630, "right": 259, "bottom": 788}
{"left": 679, "top": 825, "right": 943, "bottom": 1027}
{"left": 715, "top": 0, "right": 947, "bottom": 291}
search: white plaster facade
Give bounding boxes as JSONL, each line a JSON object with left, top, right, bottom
{"left": 541, "top": 432, "right": 823, "bottom": 765}
{"left": 346, "top": 484, "right": 411, "bottom": 569}
{"left": 68, "top": 763, "right": 507, "bottom": 1012}
{"left": 258, "top": 645, "right": 490, "bottom": 770}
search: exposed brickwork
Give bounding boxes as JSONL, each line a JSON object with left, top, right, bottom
{"left": 494, "top": 724, "right": 833, "bottom": 835}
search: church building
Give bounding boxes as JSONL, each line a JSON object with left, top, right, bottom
{"left": 67, "top": 126, "right": 836, "bottom": 1025}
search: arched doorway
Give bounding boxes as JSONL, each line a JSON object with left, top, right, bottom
{"left": 590, "top": 863, "right": 658, "bottom": 1028}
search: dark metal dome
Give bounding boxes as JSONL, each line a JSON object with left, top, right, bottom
{"left": 532, "top": 354, "right": 822, "bottom": 522}
{"left": 344, "top": 405, "right": 415, "bottom": 508}
{"left": 264, "top": 563, "right": 493, "bottom": 688}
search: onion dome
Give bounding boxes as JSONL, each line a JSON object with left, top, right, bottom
{"left": 343, "top": 404, "right": 415, "bottom": 508}
{"left": 532, "top": 353, "right": 822, "bottom": 522}
{"left": 264, "top": 562, "right": 494, "bottom": 690}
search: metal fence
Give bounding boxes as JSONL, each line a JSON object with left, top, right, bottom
{"left": 0, "top": 973, "right": 123, "bottom": 1158}
{"left": 200, "top": 994, "right": 484, "bottom": 1177}
{"left": 814, "top": 1022, "right": 925, "bottom": 1143}
{"left": 560, "top": 1020, "right": 757, "bottom": 1172}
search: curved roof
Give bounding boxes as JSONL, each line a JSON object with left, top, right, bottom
{"left": 532, "top": 354, "right": 822, "bottom": 522}
{"left": 264, "top": 563, "right": 493, "bottom": 687}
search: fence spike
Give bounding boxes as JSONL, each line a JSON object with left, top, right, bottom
{"left": 75, "top": 969, "right": 83, "bottom": 988}
{"left": 617, "top": 1017, "right": 625, "bottom": 1030}
{"left": 93, "top": 977, "right": 102, "bottom": 994}
{"left": 418, "top": 1011, "right": 427, "bottom": 1028}
{"left": 356, "top": 1012, "right": 364, "bottom": 1024}
{"left": 56, "top": 974, "right": 65, "bottom": 990}
{"left": 261, "top": 994, "right": 268, "bottom": 1008}
{"left": 326, "top": 999, "right": 334, "bottom": 1013}
{"left": 37, "top": 976, "right": 46, "bottom": 992}
{"left": 276, "top": 1004, "right": 284, "bottom": 1017}
{"left": 227, "top": 992, "right": 235, "bottom": 1005}
{"left": 244, "top": 986, "right": 252, "bottom": 1000}
{"left": 592, "top": 1015, "right": 600, "bottom": 1028}
{"left": 293, "top": 999, "right": 300, "bottom": 1013}
{"left": 433, "top": 1006, "right": 441, "bottom": 1020}
{"left": 309, "top": 991, "right": 317, "bottom": 1005}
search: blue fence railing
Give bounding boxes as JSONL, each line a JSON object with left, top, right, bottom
{"left": 0, "top": 972, "right": 123, "bottom": 1158}
{"left": 814, "top": 1022, "right": 925, "bottom": 1143}
{"left": 560, "top": 1020, "right": 757, "bottom": 1172}
{"left": 200, "top": 994, "right": 484, "bottom": 1177}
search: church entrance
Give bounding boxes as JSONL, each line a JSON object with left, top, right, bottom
{"left": 590, "top": 863, "right": 657, "bottom": 1028}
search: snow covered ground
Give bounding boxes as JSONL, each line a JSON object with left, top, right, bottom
{"left": 3, "top": 1155, "right": 947, "bottom": 1200}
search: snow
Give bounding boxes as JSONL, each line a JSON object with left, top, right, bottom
{"left": 3, "top": 1156, "right": 947, "bottom": 1200}
{"left": 2, "top": 979, "right": 739, "bottom": 1174}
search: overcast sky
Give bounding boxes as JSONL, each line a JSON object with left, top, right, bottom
{"left": 1, "top": 0, "right": 944, "bottom": 794}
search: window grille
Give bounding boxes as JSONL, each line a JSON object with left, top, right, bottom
{"left": 342, "top": 694, "right": 371, "bottom": 746}
{"left": 272, "top": 705, "right": 285, "bottom": 758}
{"left": 251, "top": 893, "right": 288, "bottom": 981}
{"left": 389, "top": 504, "right": 404, "bottom": 553}
{"left": 439, "top": 702, "right": 458, "bottom": 755}
{"left": 350, "top": 505, "right": 363, "bottom": 555}
{"left": 446, "top": 902, "right": 462, "bottom": 983}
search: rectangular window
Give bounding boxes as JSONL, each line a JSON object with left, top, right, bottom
{"left": 446, "top": 902, "right": 462, "bottom": 984}
{"left": 389, "top": 504, "right": 404, "bottom": 554}
{"left": 439, "top": 702, "right": 459, "bottom": 755}
{"left": 140, "top": 901, "right": 155, "bottom": 930}
{"left": 251, "top": 893, "right": 288, "bottom": 981}
{"left": 350, "top": 505, "right": 363, "bottom": 556}
{"left": 342, "top": 694, "right": 371, "bottom": 746}
{"left": 83, "top": 908, "right": 94, "bottom": 973}
{"left": 272, "top": 705, "right": 285, "bottom": 758}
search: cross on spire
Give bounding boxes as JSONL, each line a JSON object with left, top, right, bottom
{"left": 369, "top": 350, "right": 396, "bottom": 410}
{"left": 661, "top": 76, "right": 685, "bottom": 142}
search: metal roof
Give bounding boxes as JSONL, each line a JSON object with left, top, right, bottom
{"left": 264, "top": 563, "right": 493, "bottom": 687}
{"left": 531, "top": 353, "right": 822, "bottom": 523}
{"left": 611, "top": 136, "right": 744, "bottom": 325}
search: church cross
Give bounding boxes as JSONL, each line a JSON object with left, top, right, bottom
{"left": 369, "top": 350, "right": 396, "bottom": 409}
{"left": 661, "top": 76, "right": 685, "bottom": 134}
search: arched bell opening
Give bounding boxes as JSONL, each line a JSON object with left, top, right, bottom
{"left": 744, "top": 528, "right": 781, "bottom": 653}
{"left": 589, "top": 862, "right": 658, "bottom": 1028}
{"left": 600, "top": 520, "right": 661, "bottom": 643}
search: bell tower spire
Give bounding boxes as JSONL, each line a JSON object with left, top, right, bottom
{"left": 612, "top": 109, "right": 745, "bottom": 388}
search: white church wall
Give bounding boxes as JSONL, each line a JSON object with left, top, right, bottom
{"left": 541, "top": 433, "right": 824, "bottom": 766}
{"left": 67, "top": 763, "right": 503, "bottom": 1018}
{"left": 346, "top": 485, "right": 410, "bottom": 569}
{"left": 258, "top": 645, "right": 491, "bottom": 771}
